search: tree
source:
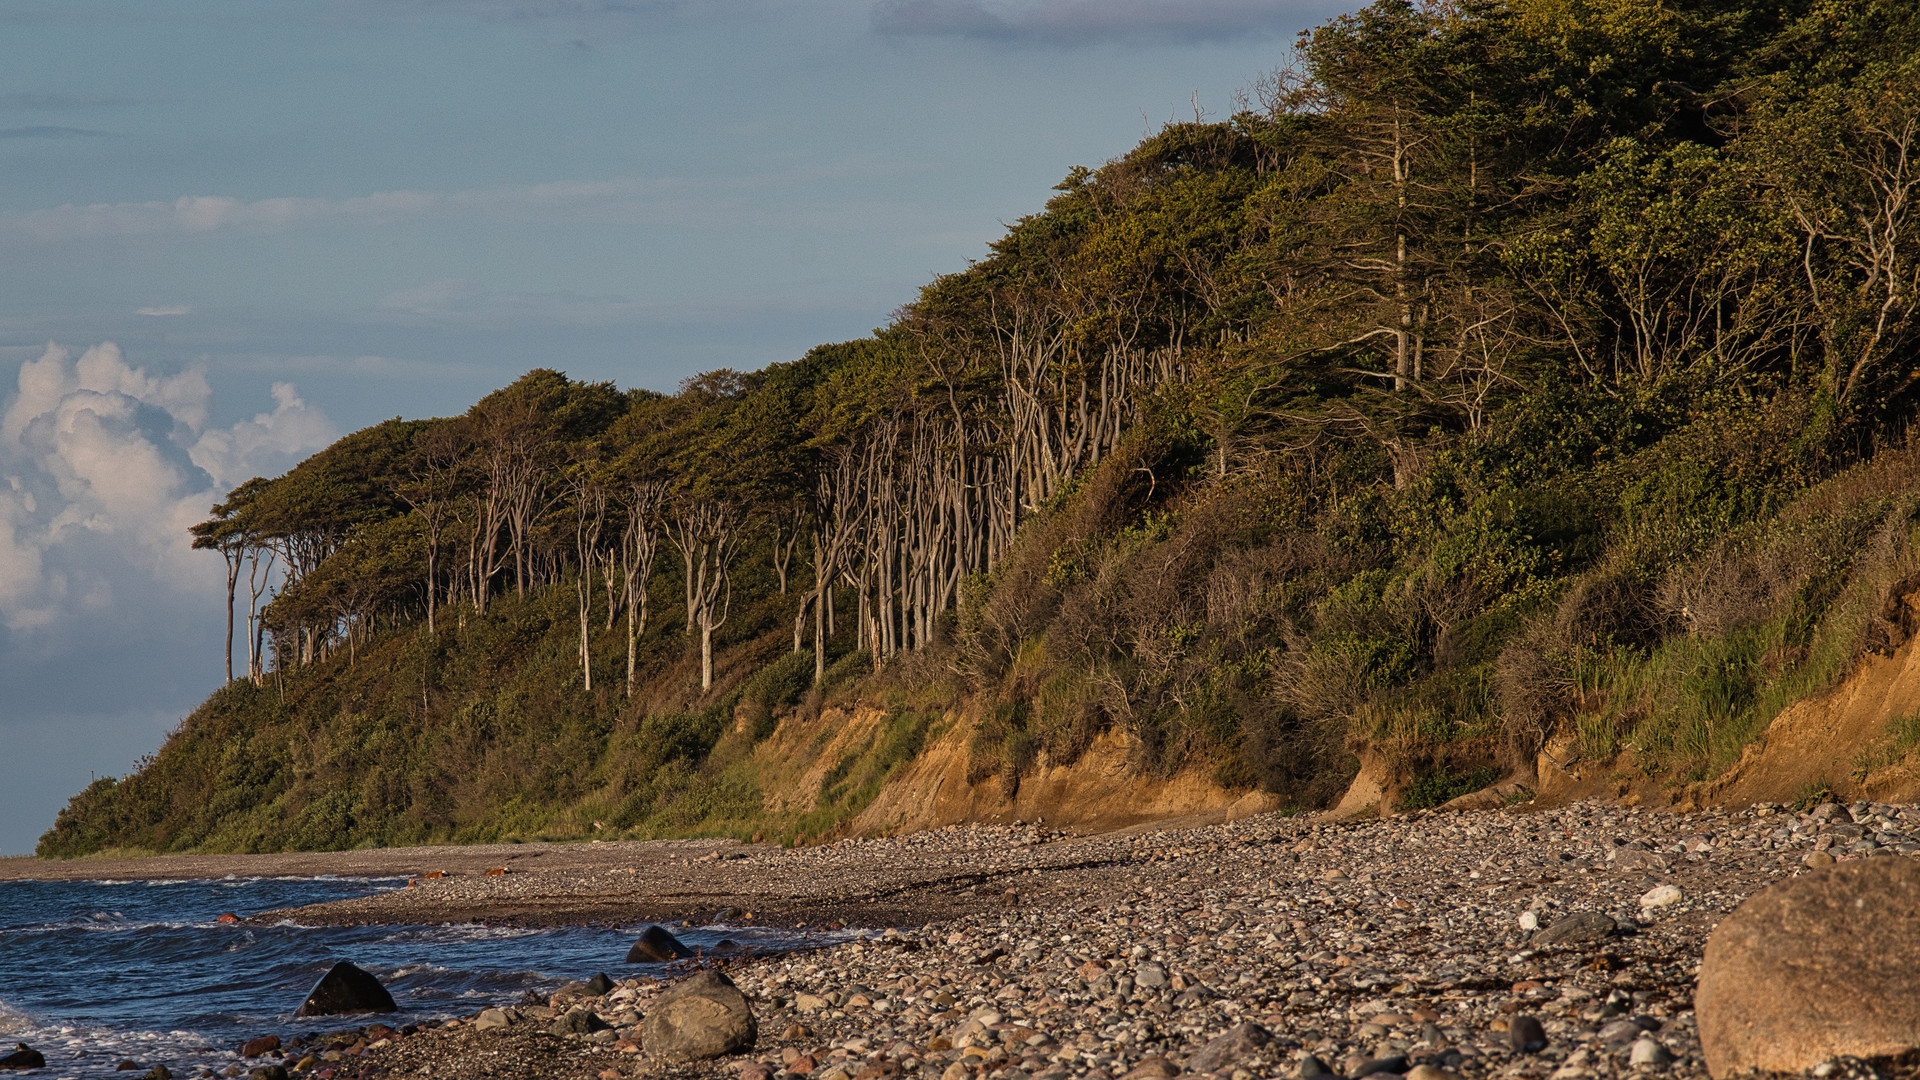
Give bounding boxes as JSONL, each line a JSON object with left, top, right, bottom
{"left": 397, "top": 421, "right": 468, "bottom": 635}
{"left": 566, "top": 469, "right": 608, "bottom": 691}
{"left": 189, "top": 477, "right": 273, "bottom": 683}
{"left": 617, "top": 478, "right": 666, "bottom": 692}
{"left": 667, "top": 498, "right": 745, "bottom": 691}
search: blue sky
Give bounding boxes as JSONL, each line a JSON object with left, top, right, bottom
{"left": 0, "top": 0, "right": 1346, "bottom": 855}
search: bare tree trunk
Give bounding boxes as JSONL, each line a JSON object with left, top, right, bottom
{"left": 667, "top": 499, "right": 744, "bottom": 692}
{"left": 221, "top": 544, "right": 240, "bottom": 683}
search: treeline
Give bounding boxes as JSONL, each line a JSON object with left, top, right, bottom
{"left": 43, "top": 0, "right": 1920, "bottom": 855}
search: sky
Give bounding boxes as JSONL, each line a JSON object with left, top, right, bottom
{"left": 0, "top": 0, "right": 1349, "bottom": 855}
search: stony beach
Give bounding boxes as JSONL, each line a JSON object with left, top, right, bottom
{"left": 13, "top": 798, "right": 1916, "bottom": 1080}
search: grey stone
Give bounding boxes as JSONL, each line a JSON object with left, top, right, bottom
{"left": 1509, "top": 1016, "right": 1547, "bottom": 1053}
{"left": 1298, "top": 1055, "right": 1333, "bottom": 1078}
{"left": 1184, "top": 1022, "right": 1269, "bottom": 1074}
{"left": 1134, "top": 963, "right": 1169, "bottom": 989}
{"left": 1531, "top": 912, "right": 1617, "bottom": 947}
{"left": 641, "top": 969, "right": 758, "bottom": 1061}
{"left": 1607, "top": 848, "right": 1667, "bottom": 871}
{"left": 548, "top": 1007, "right": 611, "bottom": 1036}
{"left": 1598, "top": 1020, "right": 1644, "bottom": 1048}
{"left": 583, "top": 973, "right": 615, "bottom": 996}
{"left": 1629, "top": 1038, "right": 1672, "bottom": 1066}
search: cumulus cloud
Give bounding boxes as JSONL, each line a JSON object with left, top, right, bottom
{"left": 0, "top": 342, "right": 336, "bottom": 634}
{"left": 871, "top": 0, "right": 1322, "bottom": 45}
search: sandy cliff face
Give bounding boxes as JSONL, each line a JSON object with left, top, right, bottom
{"left": 753, "top": 700, "right": 1278, "bottom": 836}
{"left": 1695, "top": 634, "right": 1920, "bottom": 807}
{"left": 761, "top": 624, "right": 1920, "bottom": 833}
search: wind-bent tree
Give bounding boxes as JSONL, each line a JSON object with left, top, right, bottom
{"left": 189, "top": 476, "right": 272, "bottom": 683}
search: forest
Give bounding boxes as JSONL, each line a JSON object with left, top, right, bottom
{"left": 38, "top": 0, "right": 1920, "bottom": 855}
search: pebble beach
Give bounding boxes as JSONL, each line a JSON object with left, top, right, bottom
{"left": 113, "top": 797, "right": 1909, "bottom": 1080}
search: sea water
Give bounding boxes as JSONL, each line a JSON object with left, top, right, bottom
{"left": 0, "top": 876, "right": 827, "bottom": 1079}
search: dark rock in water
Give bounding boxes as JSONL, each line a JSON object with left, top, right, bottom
{"left": 1509, "top": 1016, "right": 1548, "bottom": 1053}
{"left": 642, "top": 970, "right": 757, "bottom": 1060}
{"left": 248, "top": 1067, "right": 290, "bottom": 1080}
{"left": 239, "top": 1035, "right": 280, "bottom": 1057}
{"left": 1531, "top": 911, "right": 1617, "bottom": 947}
{"left": 295, "top": 961, "right": 398, "bottom": 1016}
{"left": 519, "top": 989, "right": 550, "bottom": 1007}
{"left": 548, "top": 1007, "right": 612, "bottom": 1036}
{"left": 145, "top": 1067, "right": 173, "bottom": 1080}
{"left": 583, "top": 973, "right": 615, "bottom": 996}
{"left": 0, "top": 1045, "right": 45, "bottom": 1071}
{"left": 116, "top": 1061, "right": 141, "bottom": 1071}
{"left": 1186, "top": 1023, "right": 1271, "bottom": 1074}
{"left": 626, "top": 924, "right": 694, "bottom": 963}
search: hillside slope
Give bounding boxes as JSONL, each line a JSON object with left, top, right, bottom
{"left": 38, "top": 0, "right": 1920, "bottom": 855}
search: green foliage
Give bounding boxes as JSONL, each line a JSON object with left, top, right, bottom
{"left": 45, "top": 0, "right": 1920, "bottom": 853}
{"left": 738, "top": 651, "right": 815, "bottom": 742}
{"left": 1400, "top": 766, "right": 1502, "bottom": 811}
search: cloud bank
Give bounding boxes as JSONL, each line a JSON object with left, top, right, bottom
{"left": 0, "top": 342, "right": 336, "bottom": 634}
{"left": 871, "top": 0, "right": 1321, "bottom": 45}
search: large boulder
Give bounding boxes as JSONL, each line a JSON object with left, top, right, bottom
{"left": 641, "top": 970, "right": 757, "bottom": 1061}
{"left": 1698, "top": 858, "right": 1920, "bottom": 1076}
{"left": 626, "top": 925, "right": 694, "bottom": 963}
{"left": 295, "top": 961, "right": 398, "bottom": 1016}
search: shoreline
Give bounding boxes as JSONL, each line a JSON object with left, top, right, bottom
{"left": 345, "top": 801, "right": 1816, "bottom": 1080}
{"left": 5, "top": 802, "right": 1901, "bottom": 1080}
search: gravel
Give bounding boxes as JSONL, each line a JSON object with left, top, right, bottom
{"left": 204, "top": 798, "right": 1920, "bottom": 1080}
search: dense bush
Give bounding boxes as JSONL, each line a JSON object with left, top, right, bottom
{"left": 42, "top": 0, "right": 1920, "bottom": 851}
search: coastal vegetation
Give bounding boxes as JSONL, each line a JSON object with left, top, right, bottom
{"left": 39, "top": 0, "right": 1920, "bottom": 855}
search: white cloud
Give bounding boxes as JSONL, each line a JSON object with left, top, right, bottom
{"left": 0, "top": 342, "right": 337, "bottom": 633}
{"left": 0, "top": 161, "right": 928, "bottom": 243}
{"left": 2, "top": 179, "right": 674, "bottom": 242}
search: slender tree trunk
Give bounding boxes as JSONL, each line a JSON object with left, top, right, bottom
{"left": 222, "top": 546, "right": 239, "bottom": 683}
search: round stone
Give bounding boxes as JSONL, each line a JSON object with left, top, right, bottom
{"left": 1698, "top": 858, "right": 1920, "bottom": 1075}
